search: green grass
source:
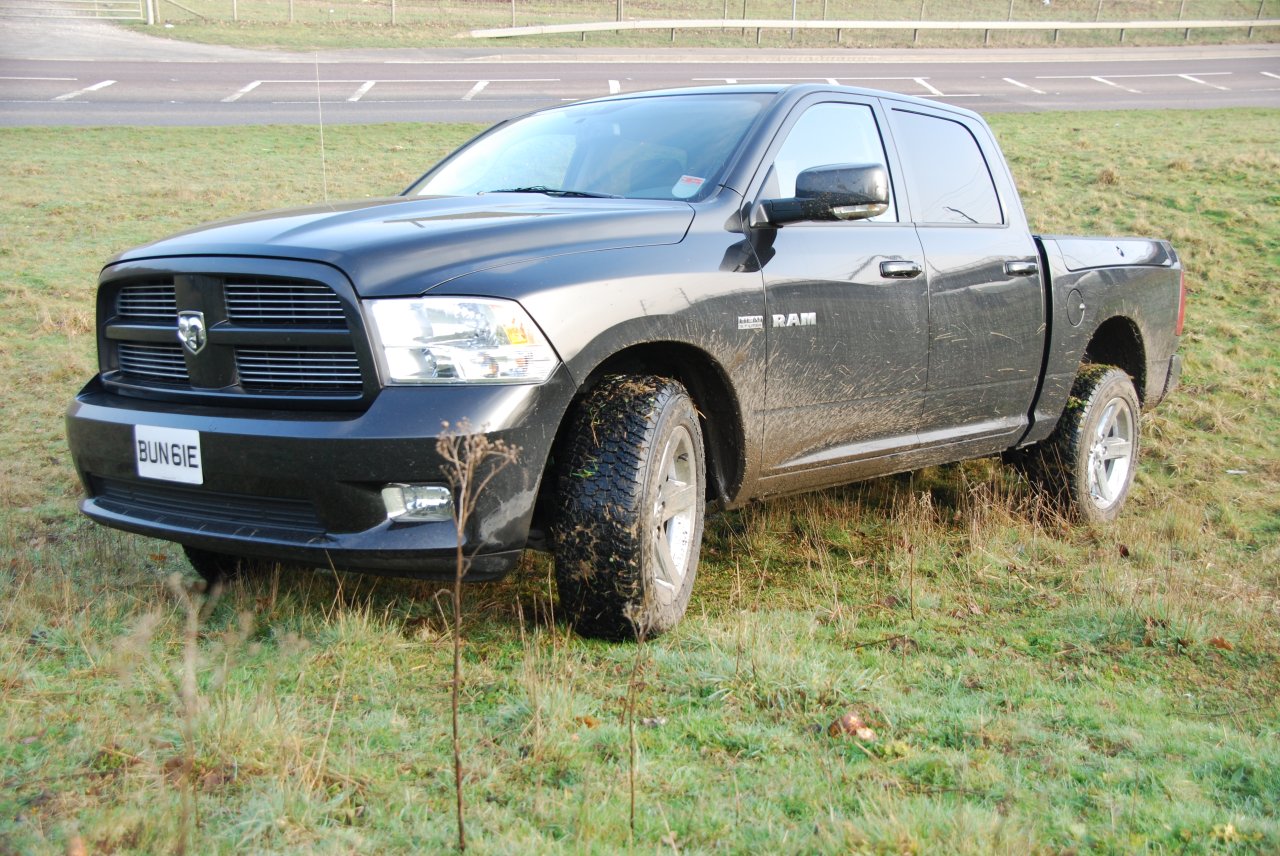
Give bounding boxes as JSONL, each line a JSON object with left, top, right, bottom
{"left": 130, "top": 0, "right": 1280, "bottom": 51}
{"left": 1, "top": 109, "right": 1278, "bottom": 853}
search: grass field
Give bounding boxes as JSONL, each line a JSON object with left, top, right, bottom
{"left": 131, "top": 0, "right": 1280, "bottom": 51}
{"left": 1, "top": 108, "right": 1278, "bottom": 853}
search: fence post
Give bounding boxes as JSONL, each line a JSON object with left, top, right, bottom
{"left": 145, "top": 0, "right": 154, "bottom": 24}
{"left": 1095, "top": 0, "right": 1103, "bottom": 22}
{"left": 231, "top": 0, "right": 237, "bottom": 22}
{"left": 1178, "top": 0, "right": 1186, "bottom": 20}
{"left": 391, "top": 0, "right": 395, "bottom": 25}
{"left": 289, "top": 0, "right": 294, "bottom": 23}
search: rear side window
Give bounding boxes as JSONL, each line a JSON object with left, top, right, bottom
{"left": 891, "top": 110, "right": 1003, "bottom": 225}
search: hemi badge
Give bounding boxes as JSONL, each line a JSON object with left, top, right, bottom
{"left": 737, "top": 315, "right": 763, "bottom": 331}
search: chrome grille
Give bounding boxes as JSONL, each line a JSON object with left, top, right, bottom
{"left": 236, "top": 348, "right": 362, "bottom": 392}
{"left": 118, "top": 343, "right": 189, "bottom": 383}
{"left": 116, "top": 283, "right": 177, "bottom": 320}
{"left": 103, "top": 272, "right": 366, "bottom": 403}
{"left": 225, "top": 280, "right": 345, "bottom": 325}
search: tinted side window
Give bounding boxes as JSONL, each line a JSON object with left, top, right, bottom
{"left": 892, "top": 110, "right": 1003, "bottom": 225}
{"left": 771, "top": 102, "right": 896, "bottom": 222}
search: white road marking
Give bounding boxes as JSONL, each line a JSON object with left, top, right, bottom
{"left": 1090, "top": 76, "right": 1141, "bottom": 94}
{"left": 222, "top": 80, "right": 261, "bottom": 102}
{"left": 913, "top": 77, "right": 943, "bottom": 96}
{"left": 0, "top": 76, "right": 76, "bottom": 81}
{"left": 348, "top": 81, "right": 377, "bottom": 101}
{"left": 692, "top": 76, "right": 835, "bottom": 82}
{"left": 222, "top": 77, "right": 557, "bottom": 103}
{"left": 1088, "top": 72, "right": 1232, "bottom": 78}
{"left": 52, "top": 80, "right": 114, "bottom": 101}
{"left": 608, "top": 79, "right": 620, "bottom": 94}
{"left": 1178, "top": 74, "right": 1229, "bottom": 91}
{"left": 1262, "top": 71, "right": 1280, "bottom": 80}
{"left": 1003, "top": 77, "right": 1046, "bottom": 95}
{"left": 1037, "top": 71, "right": 1234, "bottom": 96}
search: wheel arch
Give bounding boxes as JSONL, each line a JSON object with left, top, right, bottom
{"left": 580, "top": 342, "right": 745, "bottom": 506}
{"left": 529, "top": 340, "right": 746, "bottom": 543}
{"left": 1083, "top": 315, "right": 1148, "bottom": 402}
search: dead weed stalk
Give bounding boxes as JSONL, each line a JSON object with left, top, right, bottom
{"left": 436, "top": 420, "right": 519, "bottom": 852}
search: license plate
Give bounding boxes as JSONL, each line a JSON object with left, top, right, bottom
{"left": 135, "top": 425, "right": 203, "bottom": 485}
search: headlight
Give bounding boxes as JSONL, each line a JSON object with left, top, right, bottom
{"left": 366, "top": 297, "right": 559, "bottom": 385}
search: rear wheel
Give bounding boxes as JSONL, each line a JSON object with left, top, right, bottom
{"left": 1025, "top": 365, "right": 1141, "bottom": 523}
{"left": 554, "top": 375, "right": 706, "bottom": 640}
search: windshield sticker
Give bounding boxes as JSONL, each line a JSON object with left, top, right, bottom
{"left": 672, "top": 175, "right": 706, "bottom": 199}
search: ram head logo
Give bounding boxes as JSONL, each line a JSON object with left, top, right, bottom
{"left": 177, "top": 310, "right": 207, "bottom": 355}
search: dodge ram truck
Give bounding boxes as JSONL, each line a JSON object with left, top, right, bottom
{"left": 66, "top": 84, "right": 1185, "bottom": 639}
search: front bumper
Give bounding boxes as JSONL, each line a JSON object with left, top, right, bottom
{"left": 65, "top": 367, "right": 576, "bottom": 579}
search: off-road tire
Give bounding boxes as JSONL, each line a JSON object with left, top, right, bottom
{"left": 554, "top": 375, "right": 706, "bottom": 641}
{"left": 1024, "top": 365, "right": 1141, "bottom": 524}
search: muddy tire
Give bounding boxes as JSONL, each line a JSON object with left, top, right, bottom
{"left": 1026, "top": 365, "right": 1141, "bottom": 524}
{"left": 554, "top": 375, "right": 705, "bottom": 641}
{"left": 182, "top": 545, "right": 268, "bottom": 587}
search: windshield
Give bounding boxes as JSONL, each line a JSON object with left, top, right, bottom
{"left": 407, "top": 93, "right": 771, "bottom": 202}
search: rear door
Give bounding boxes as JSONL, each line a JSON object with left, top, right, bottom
{"left": 888, "top": 106, "right": 1044, "bottom": 453}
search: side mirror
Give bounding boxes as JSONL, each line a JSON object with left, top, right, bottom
{"left": 759, "top": 163, "right": 890, "bottom": 226}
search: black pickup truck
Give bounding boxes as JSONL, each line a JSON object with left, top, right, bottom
{"left": 66, "top": 84, "right": 1184, "bottom": 639}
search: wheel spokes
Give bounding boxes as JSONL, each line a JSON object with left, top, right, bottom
{"left": 652, "top": 532, "right": 679, "bottom": 592}
{"left": 1096, "top": 402, "right": 1119, "bottom": 441}
{"left": 657, "top": 480, "right": 697, "bottom": 523}
{"left": 1100, "top": 437, "right": 1132, "bottom": 461}
{"left": 651, "top": 427, "right": 697, "bottom": 595}
{"left": 1087, "top": 394, "right": 1135, "bottom": 509}
{"left": 1092, "top": 457, "right": 1113, "bottom": 502}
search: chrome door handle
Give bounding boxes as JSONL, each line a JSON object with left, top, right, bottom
{"left": 1005, "top": 260, "right": 1039, "bottom": 277}
{"left": 880, "top": 260, "right": 922, "bottom": 279}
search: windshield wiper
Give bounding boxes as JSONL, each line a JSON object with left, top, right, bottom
{"left": 483, "top": 186, "right": 620, "bottom": 199}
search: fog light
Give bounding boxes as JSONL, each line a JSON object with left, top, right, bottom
{"left": 382, "top": 483, "right": 454, "bottom": 522}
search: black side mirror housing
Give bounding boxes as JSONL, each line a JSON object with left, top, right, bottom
{"left": 759, "top": 163, "right": 890, "bottom": 226}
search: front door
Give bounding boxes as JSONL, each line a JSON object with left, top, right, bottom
{"left": 753, "top": 99, "right": 929, "bottom": 486}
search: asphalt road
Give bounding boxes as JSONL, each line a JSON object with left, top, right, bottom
{"left": 1, "top": 20, "right": 1277, "bottom": 125}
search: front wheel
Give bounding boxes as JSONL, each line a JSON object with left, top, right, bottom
{"left": 554, "top": 375, "right": 706, "bottom": 640}
{"left": 1027, "top": 365, "right": 1141, "bottom": 524}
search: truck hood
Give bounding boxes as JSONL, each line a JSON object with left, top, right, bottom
{"left": 109, "top": 195, "right": 696, "bottom": 296}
